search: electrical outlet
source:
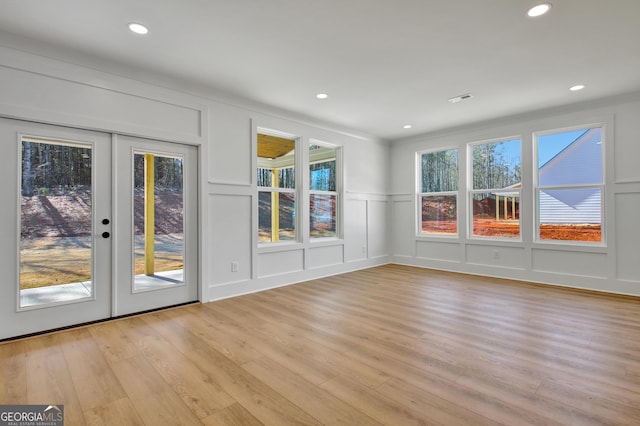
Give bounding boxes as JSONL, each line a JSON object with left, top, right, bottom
{"left": 231, "top": 261, "right": 239, "bottom": 272}
{"left": 493, "top": 249, "right": 500, "bottom": 259}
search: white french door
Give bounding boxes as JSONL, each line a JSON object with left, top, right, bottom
{"left": 0, "top": 118, "right": 198, "bottom": 340}
{"left": 113, "top": 135, "right": 198, "bottom": 316}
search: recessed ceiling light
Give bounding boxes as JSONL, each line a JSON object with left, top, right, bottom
{"left": 527, "top": 3, "right": 552, "bottom": 17}
{"left": 128, "top": 23, "right": 149, "bottom": 35}
{"left": 316, "top": 93, "right": 328, "bottom": 99}
{"left": 403, "top": 124, "right": 412, "bottom": 129}
{"left": 569, "top": 84, "right": 585, "bottom": 91}
{"left": 448, "top": 93, "right": 474, "bottom": 103}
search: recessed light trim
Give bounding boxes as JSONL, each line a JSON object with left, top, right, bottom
{"left": 316, "top": 93, "right": 328, "bottom": 99}
{"left": 403, "top": 124, "right": 412, "bottom": 129}
{"left": 569, "top": 84, "right": 585, "bottom": 91}
{"left": 128, "top": 23, "right": 149, "bottom": 35}
{"left": 448, "top": 93, "right": 474, "bottom": 104}
{"left": 527, "top": 3, "right": 552, "bottom": 17}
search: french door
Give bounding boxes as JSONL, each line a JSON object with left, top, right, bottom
{"left": 0, "top": 118, "right": 198, "bottom": 340}
{"left": 113, "top": 135, "right": 198, "bottom": 316}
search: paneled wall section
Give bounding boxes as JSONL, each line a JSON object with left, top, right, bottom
{"left": 389, "top": 96, "right": 640, "bottom": 296}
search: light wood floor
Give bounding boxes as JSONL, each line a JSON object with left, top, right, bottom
{"left": 2, "top": 264, "right": 640, "bottom": 425}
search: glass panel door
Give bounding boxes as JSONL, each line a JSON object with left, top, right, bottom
{"left": 0, "top": 118, "right": 111, "bottom": 340}
{"left": 0, "top": 120, "right": 199, "bottom": 340}
{"left": 114, "top": 135, "right": 198, "bottom": 316}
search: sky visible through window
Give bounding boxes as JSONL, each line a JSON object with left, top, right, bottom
{"left": 497, "top": 129, "right": 588, "bottom": 169}
{"left": 537, "top": 129, "right": 588, "bottom": 168}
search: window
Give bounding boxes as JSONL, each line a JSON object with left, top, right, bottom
{"left": 418, "top": 148, "right": 458, "bottom": 235}
{"left": 470, "top": 138, "right": 521, "bottom": 238}
{"left": 535, "top": 126, "right": 604, "bottom": 243}
{"left": 257, "top": 132, "right": 297, "bottom": 242}
{"left": 309, "top": 143, "right": 339, "bottom": 238}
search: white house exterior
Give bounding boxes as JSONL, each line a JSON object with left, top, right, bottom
{"left": 537, "top": 128, "right": 603, "bottom": 224}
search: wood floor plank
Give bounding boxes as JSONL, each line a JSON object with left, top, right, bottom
{"left": 243, "top": 356, "right": 384, "bottom": 426}
{"left": 136, "top": 317, "right": 236, "bottom": 417}
{"left": 158, "top": 304, "right": 264, "bottom": 365}
{"left": 88, "top": 320, "right": 140, "bottom": 364}
{"left": 201, "top": 301, "right": 340, "bottom": 386}
{"left": 535, "top": 378, "right": 640, "bottom": 425}
{"left": 56, "top": 328, "right": 127, "bottom": 412}
{"left": 375, "top": 377, "right": 502, "bottom": 426}
{"left": 0, "top": 339, "right": 26, "bottom": 404}
{"left": 117, "top": 315, "right": 236, "bottom": 418}
{"left": 23, "top": 334, "right": 86, "bottom": 426}
{"left": 3, "top": 264, "right": 640, "bottom": 425}
{"left": 201, "top": 403, "right": 264, "bottom": 426}
{"left": 320, "top": 375, "right": 430, "bottom": 425}
{"left": 454, "top": 373, "right": 611, "bottom": 426}
{"left": 83, "top": 397, "right": 145, "bottom": 426}
{"left": 110, "top": 354, "right": 203, "bottom": 425}
{"left": 210, "top": 302, "right": 395, "bottom": 392}
{"left": 374, "top": 355, "right": 559, "bottom": 426}
{"left": 207, "top": 296, "right": 391, "bottom": 388}
{"left": 146, "top": 312, "right": 323, "bottom": 425}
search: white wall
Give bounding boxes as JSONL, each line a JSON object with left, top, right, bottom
{"left": 389, "top": 94, "right": 640, "bottom": 296}
{"left": 0, "top": 46, "right": 390, "bottom": 307}
{"left": 2, "top": 43, "right": 637, "bottom": 304}
{"left": 207, "top": 107, "right": 390, "bottom": 301}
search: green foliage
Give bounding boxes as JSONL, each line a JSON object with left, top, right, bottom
{"left": 421, "top": 149, "right": 458, "bottom": 193}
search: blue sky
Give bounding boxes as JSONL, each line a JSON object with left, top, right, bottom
{"left": 496, "top": 129, "right": 588, "bottom": 169}
{"left": 537, "top": 129, "right": 588, "bottom": 167}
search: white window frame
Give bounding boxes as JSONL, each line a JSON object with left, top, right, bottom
{"left": 416, "top": 147, "right": 459, "bottom": 238}
{"left": 257, "top": 128, "right": 300, "bottom": 245}
{"left": 468, "top": 136, "right": 522, "bottom": 241}
{"left": 533, "top": 124, "right": 606, "bottom": 246}
{"left": 309, "top": 140, "right": 342, "bottom": 240}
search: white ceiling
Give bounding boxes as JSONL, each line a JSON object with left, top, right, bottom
{"left": 1, "top": 0, "right": 639, "bottom": 141}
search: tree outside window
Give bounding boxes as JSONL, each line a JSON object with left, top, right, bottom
{"left": 418, "top": 148, "right": 458, "bottom": 235}
{"left": 257, "top": 133, "right": 297, "bottom": 243}
{"left": 470, "top": 138, "right": 521, "bottom": 238}
{"left": 309, "top": 143, "right": 339, "bottom": 238}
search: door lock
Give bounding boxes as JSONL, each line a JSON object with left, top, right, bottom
{"left": 102, "top": 232, "right": 110, "bottom": 239}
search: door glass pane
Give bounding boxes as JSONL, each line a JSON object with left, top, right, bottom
{"left": 20, "top": 138, "right": 93, "bottom": 307}
{"left": 133, "top": 153, "right": 184, "bottom": 291}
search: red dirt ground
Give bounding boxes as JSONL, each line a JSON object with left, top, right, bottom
{"left": 423, "top": 219, "right": 601, "bottom": 242}
{"left": 422, "top": 196, "right": 600, "bottom": 242}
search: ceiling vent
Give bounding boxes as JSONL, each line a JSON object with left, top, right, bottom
{"left": 448, "top": 93, "right": 474, "bottom": 103}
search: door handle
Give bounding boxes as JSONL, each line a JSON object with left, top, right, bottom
{"left": 102, "top": 232, "right": 110, "bottom": 239}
